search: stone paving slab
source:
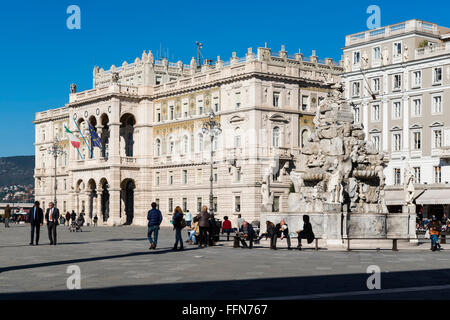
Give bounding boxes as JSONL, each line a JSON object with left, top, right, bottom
{"left": 1, "top": 223, "right": 450, "bottom": 299}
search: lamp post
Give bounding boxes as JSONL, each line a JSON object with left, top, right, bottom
{"left": 47, "top": 138, "right": 66, "bottom": 209}
{"left": 202, "top": 111, "right": 222, "bottom": 216}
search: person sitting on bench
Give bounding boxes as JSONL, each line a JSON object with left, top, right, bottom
{"left": 239, "top": 221, "right": 255, "bottom": 249}
{"left": 295, "top": 215, "right": 315, "bottom": 250}
{"left": 275, "top": 219, "right": 292, "bottom": 250}
{"left": 256, "top": 221, "right": 277, "bottom": 249}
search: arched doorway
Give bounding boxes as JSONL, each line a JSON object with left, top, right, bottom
{"left": 100, "top": 114, "right": 110, "bottom": 158}
{"left": 121, "top": 179, "right": 135, "bottom": 225}
{"left": 87, "top": 179, "right": 97, "bottom": 222}
{"left": 120, "top": 113, "right": 136, "bottom": 157}
{"left": 100, "top": 178, "right": 110, "bottom": 222}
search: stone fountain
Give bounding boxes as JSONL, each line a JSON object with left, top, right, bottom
{"left": 261, "top": 81, "right": 417, "bottom": 245}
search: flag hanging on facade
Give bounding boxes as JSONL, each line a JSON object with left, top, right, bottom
{"left": 88, "top": 123, "right": 102, "bottom": 149}
{"left": 64, "top": 125, "right": 81, "bottom": 149}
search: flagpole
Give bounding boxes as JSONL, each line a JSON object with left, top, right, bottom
{"left": 73, "top": 119, "right": 94, "bottom": 159}
{"left": 76, "top": 148, "right": 84, "bottom": 160}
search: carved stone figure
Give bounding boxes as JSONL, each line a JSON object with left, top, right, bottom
{"left": 382, "top": 47, "right": 389, "bottom": 66}
{"left": 70, "top": 83, "right": 77, "bottom": 94}
{"left": 328, "top": 169, "right": 343, "bottom": 203}
{"left": 404, "top": 167, "right": 415, "bottom": 205}
{"left": 112, "top": 72, "right": 119, "bottom": 83}
{"left": 261, "top": 181, "right": 274, "bottom": 211}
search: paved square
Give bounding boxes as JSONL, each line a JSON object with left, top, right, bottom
{"left": 1, "top": 224, "right": 450, "bottom": 299}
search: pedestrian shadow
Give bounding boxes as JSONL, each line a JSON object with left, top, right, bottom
{"left": 0, "top": 246, "right": 202, "bottom": 274}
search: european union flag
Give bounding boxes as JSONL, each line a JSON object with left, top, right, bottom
{"left": 88, "top": 123, "right": 102, "bottom": 149}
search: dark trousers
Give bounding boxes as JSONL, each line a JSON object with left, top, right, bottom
{"left": 47, "top": 222, "right": 57, "bottom": 244}
{"left": 270, "top": 234, "right": 278, "bottom": 248}
{"left": 199, "top": 227, "right": 209, "bottom": 246}
{"left": 240, "top": 236, "right": 253, "bottom": 248}
{"left": 30, "top": 223, "right": 41, "bottom": 244}
{"left": 174, "top": 228, "right": 183, "bottom": 248}
{"left": 223, "top": 229, "right": 231, "bottom": 241}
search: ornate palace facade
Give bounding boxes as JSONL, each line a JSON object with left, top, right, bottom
{"left": 34, "top": 46, "right": 341, "bottom": 226}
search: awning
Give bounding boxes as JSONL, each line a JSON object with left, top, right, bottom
{"left": 384, "top": 190, "right": 423, "bottom": 206}
{"left": 415, "top": 189, "right": 450, "bottom": 205}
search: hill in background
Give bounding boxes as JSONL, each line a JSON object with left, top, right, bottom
{"left": 0, "top": 156, "right": 35, "bottom": 187}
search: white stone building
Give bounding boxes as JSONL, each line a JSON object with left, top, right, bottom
{"left": 342, "top": 19, "right": 450, "bottom": 218}
{"left": 34, "top": 46, "right": 341, "bottom": 226}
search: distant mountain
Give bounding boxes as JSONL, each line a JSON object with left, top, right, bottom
{"left": 0, "top": 156, "right": 35, "bottom": 187}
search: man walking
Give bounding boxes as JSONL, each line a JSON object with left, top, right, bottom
{"left": 147, "top": 202, "right": 163, "bottom": 250}
{"left": 4, "top": 204, "right": 11, "bottom": 228}
{"left": 195, "top": 205, "right": 210, "bottom": 248}
{"left": 45, "top": 202, "right": 59, "bottom": 245}
{"left": 65, "top": 211, "right": 71, "bottom": 226}
{"left": 29, "top": 201, "right": 43, "bottom": 245}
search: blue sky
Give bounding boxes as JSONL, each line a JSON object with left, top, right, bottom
{"left": 0, "top": 0, "right": 449, "bottom": 157}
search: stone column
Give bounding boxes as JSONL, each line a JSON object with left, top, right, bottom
{"left": 97, "top": 187, "right": 103, "bottom": 223}
{"left": 109, "top": 188, "right": 121, "bottom": 226}
{"left": 109, "top": 98, "right": 121, "bottom": 164}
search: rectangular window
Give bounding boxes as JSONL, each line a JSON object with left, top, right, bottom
{"left": 235, "top": 196, "right": 241, "bottom": 212}
{"left": 198, "top": 99, "right": 204, "bottom": 115}
{"left": 433, "top": 95, "right": 442, "bottom": 113}
{"left": 353, "top": 51, "right": 360, "bottom": 64}
{"left": 213, "top": 97, "right": 219, "bottom": 112}
{"left": 301, "top": 95, "right": 309, "bottom": 110}
{"left": 393, "top": 42, "right": 402, "bottom": 56}
{"left": 182, "top": 170, "right": 188, "bottom": 184}
{"left": 393, "top": 133, "right": 402, "bottom": 151}
{"left": 169, "top": 171, "right": 173, "bottom": 185}
{"left": 372, "top": 104, "right": 380, "bottom": 121}
{"left": 394, "top": 168, "right": 401, "bottom": 185}
{"left": 413, "top": 167, "right": 421, "bottom": 184}
{"left": 352, "top": 82, "right": 360, "bottom": 97}
{"left": 371, "top": 135, "right": 380, "bottom": 151}
{"left": 156, "top": 172, "right": 160, "bottom": 186}
{"left": 373, "top": 47, "right": 381, "bottom": 60}
{"left": 235, "top": 168, "right": 241, "bottom": 182}
{"left": 393, "top": 101, "right": 401, "bottom": 119}
{"left": 372, "top": 78, "right": 380, "bottom": 93}
{"left": 413, "top": 71, "right": 422, "bottom": 87}
{"left": 197, "top": 169, "right": 202, "bottom": 184}
{"left": 434, "top": 130, "right": 443, "bottom": 148}
{"left": 272, "top": 196, "right": 280, "bottom": 212}
{"left": 353, "top": 106, "right": 360, "bottom": 123}
{"left": 433, "top": 67, "right": 442, "bottom": 84}
{"left": 156, "top": 109, "right": 161, "bottom": 122}
{"left": 197, "top": 197, "right": 202, "bottom": 212}
{"left": 169, "top": 198, "right": 173, "bottom": 213}
{"left": 235, "top": 92, "right": 241, "bottom": 109}
{"left": 273, "top": 92, "right": 280, "bottom": 107}
{"left": 155, "top": 198, "right": 160, "bottom": 209}
{"left": 183, "top": 103, "right": 188, "bottom": 118}
{"left": 155, "top": 76, "right": 162, "bottom": 85}
{"left": 412, "top": 98, "right": 421, "bottom": 117}
{"left": 413, "top": 131, "right": 421, "bottom": 150}
{"left": 393, "top": 74, "right": 402, "bottom": 90}
{"left": 434, "top": 166, "right": 442, "bottom": 183}
{"left": 169, "top": 106, "right": 174, "bottom": 120}
{"left": 182, "top": 198, "right": 187, "bottom": 212}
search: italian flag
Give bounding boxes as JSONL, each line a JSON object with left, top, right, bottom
{"left": 64, "top": 126, "right": 81, "bottom": 149}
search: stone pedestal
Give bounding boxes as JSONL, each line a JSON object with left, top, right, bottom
{"left": 402, "top": 204, "right": 416, "bottom": 214}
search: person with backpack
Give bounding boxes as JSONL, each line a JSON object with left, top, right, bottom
{"left": 429, "top": 215, "right": 442, "bottom": 251}
{"left": 147, "top": 202, "right": 163, "bottom": 250}
{"left": 172, "top": 206, "right": 186, "bottom": 251}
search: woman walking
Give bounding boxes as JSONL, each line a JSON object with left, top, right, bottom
{"left": 172, "top": 206, "right": 185, "bottom": 251}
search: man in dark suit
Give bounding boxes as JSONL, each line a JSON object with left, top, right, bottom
{"left": 29, "top": 201, "right": 44, "bottom": 245}
{"left": 45, "top": 202, "right": 59, "bottom": 245}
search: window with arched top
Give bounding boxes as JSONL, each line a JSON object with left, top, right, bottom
{"left": 234, "top": 127, "right": 241, "bottom": 148}
{"left": 156, "top": 138, "right": 161, "bottom": 156}
{"left": 272, "top": 127, "right": 280, "bottom": 147}
{"left": 301, "top": 129, "right": 310, "bottom": 148}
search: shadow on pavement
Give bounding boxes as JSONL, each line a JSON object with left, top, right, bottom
{"left": 1, "top": 268, "right": 450, "bottom": 300}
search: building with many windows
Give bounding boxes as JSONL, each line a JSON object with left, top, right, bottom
{"left": 34, "top": 46, "right": 341, "bottom": 226}
{"left": 342, "top": 19, "right": 450, "bottom": 218}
